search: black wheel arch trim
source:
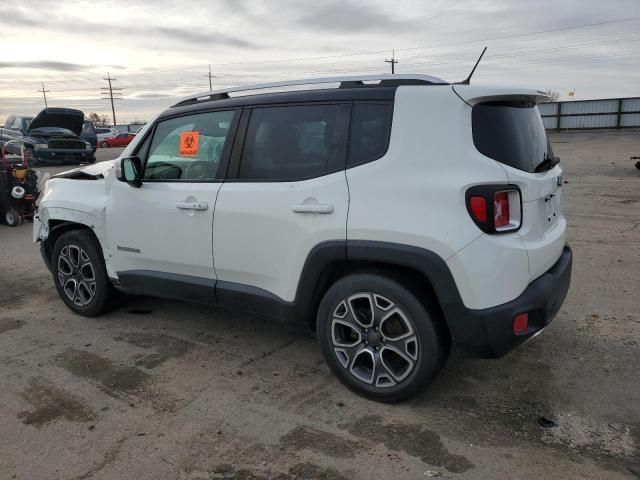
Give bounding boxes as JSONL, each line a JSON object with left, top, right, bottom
{"left": 108, "top": 240, "right": 573, "bottom": 361}
{"left": 111, "top": 240, "right": 461, "bottom": 326}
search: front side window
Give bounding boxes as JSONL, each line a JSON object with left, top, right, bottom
{"left": 143, "top": 110, "right": 235, "bottom": 181}
{"left": 348, "top": 103, "right": 393, "bottom": 166}
{"left": 238, "top": 104, "right": 348, "bottom": 181}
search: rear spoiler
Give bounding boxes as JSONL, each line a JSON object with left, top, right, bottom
{"left": 452, "top": 85, "right": 550, "bottom": 106}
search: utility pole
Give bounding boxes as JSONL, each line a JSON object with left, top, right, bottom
{"left": 38, "top": 82, "right": 50, "bottom": 108}
{"left": 101, "top": 72, "right": 123, "bottom": 126}
{"left": 205, "top": 64, "right": 215, "bottom": 90}
{"left": 385, "top": 50, "right": 398, "bottom": 74}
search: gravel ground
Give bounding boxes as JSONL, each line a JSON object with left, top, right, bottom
{"left": 0, "top": 133, "right": 638, "bottom": 479}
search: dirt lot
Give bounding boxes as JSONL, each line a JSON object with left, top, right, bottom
{"left": 0, "top": 134, "right": 639, "bottom": 479}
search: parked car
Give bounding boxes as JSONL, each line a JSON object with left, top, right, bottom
{"left": 34, "top": 75, "right": 572, "bottom": 402}
{"left": 99, "top": 132, "right": 136, "bottom": 148}
{"left": 0, "top": 109, "right": 95, "bottom": 165}
{"left": 95, "top": 127, "right": 118, "bottom": 141}
{"left": 81, "top": 121, "right": 98, "bottom": 155}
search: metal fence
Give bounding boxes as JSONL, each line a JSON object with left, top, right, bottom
{"left": 539, "top": 97, "right": 640, "bottom": 131}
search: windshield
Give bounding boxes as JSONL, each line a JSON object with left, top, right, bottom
{"left": 472, "top": 101, "right": 555, "bottom": 173}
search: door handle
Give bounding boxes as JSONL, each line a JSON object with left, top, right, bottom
{"left": 176, "top": 201, "right": 208, "bottom": 211}
{"left": 292, "top": 203, "right": 334, "bottom": 214}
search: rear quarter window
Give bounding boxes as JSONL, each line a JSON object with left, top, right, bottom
{"left": 348, "top": 102, "right": 393, "bottom": 167}
{"left": 472, "top": 101, "right": 553, "bottom": 173}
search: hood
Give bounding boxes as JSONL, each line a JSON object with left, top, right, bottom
{"left": 54, "top": 159, "right": 117, "bottom": 180}
{"left": 27, "top": 107, "right": 85, "bottom": 136}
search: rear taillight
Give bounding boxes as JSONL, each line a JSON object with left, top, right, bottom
{"left": 466, "top": 185, "right": 521, "bottom": 234}
{"left": 493, "top": 192, "right": 510, "bottom": 228}
{"left": 469, "top": 196, "right": 487, "bottom": 222}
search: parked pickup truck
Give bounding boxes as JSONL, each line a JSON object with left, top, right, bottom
{"left": 0, "top": 108, "right": 95, "bottom": 165}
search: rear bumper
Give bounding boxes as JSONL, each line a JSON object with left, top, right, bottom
{"left": 444, "top": 245, "right": 573, "bottom": 358}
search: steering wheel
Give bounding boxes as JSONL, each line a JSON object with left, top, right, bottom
{"left": 184, "top": 160, "right": 217, "bottom": 180}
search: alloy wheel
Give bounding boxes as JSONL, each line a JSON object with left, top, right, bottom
{"left": 330, "top": 293, "right": 419, "bottom": 388}
{"left": 57, "top": 244, "right": 97, "bottom": 307}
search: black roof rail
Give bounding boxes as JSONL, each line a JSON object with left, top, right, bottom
{"left": 171, "top": 74, "right": 448, "bottom": 108}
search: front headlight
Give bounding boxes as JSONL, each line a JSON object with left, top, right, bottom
{"left": 85, "top": 142, "right": 92, "bottom": 149}
{"left": 33, "top": 144, "right": 45, "bottom": 150}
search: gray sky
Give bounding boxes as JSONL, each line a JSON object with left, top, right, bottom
{"left": 1, "top": 0, "right": 639, "bottom": 123}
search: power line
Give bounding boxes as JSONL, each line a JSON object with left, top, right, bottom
{"left": 385, "top": 50, "right": 399, "bottom": 74}
{"left": 108, "top": 16, "right": 640, "bottom": 77}
{"left": 7, "top": 21, "right": 640, "bottom": 104}
{"left": 37, "top": 82, "right": 50, "bottom": 108}
{"left": 101, "top": 72, "right": 122, "bottom": 125}
{"left": 205, "top": 64, "right": 216, "bottom": 90}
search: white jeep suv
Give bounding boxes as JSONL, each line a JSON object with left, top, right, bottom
{"left": 34, "top": 75, "right": 572, "bottom": 402}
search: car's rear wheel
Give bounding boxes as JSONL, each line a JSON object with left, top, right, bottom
{"left": 100, "top": 141, "right": 109, "bottom": 148}
{"left": 51, "top": 230, "right": 114, "bottom": 316}
{"left": 317, "top": 272, "right": 446, "bottom": 402}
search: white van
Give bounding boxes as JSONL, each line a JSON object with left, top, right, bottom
{"left": 34, "top": 75, "right": 572, "bottom": 401}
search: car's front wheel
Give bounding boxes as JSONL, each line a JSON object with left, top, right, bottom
{"left": 317, "top": 272, "right": 447, "bottom": 402}
{"left": 51, "top": 229, "right": 114, "bottom": 316}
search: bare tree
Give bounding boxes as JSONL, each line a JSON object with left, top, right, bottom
{"left": 542, "top": 90, "right": 560, "bottom": 102}
{"left": 85, "top": 112, "right": 110, "bottom": 126}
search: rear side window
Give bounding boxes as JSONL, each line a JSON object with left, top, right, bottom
{"left": 472, "top": 101, "right": 553, "bottom": 173}
{"left": 238, "top": 104, "right": 348, "bottom": 181}
{"left": 348, "top": 103, "right": 393, "bottom": 166}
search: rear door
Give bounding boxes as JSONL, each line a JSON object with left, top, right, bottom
{"left": 106, "top": 109, "right": 239, "bottom": 291}
{"left": 471, "top": 100, "right": 566, "bottom": 279}
{"left": 213, "top": 103, "right": 350, "bottom": 305}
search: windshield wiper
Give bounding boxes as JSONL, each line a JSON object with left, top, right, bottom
{"left": 535, "top": 155, "right": 560, "bottom": 173}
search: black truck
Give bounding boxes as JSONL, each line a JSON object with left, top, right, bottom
{"left": 0, "top": 108, "right": 96, "bottom": 165}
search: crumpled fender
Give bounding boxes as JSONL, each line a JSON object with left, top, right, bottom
{"left": 36, "top": 172, "right": 115, "bottom": 277}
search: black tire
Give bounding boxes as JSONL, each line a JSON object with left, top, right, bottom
{"left": 5, "top": 209, "right": 21, "bottom": 227}
{"left": 317, "top": 272, "right": 446, "bottom": 402}
{"left": 51, "top": 229, "right": 114, "bottom": 316}
{"left": 100, "top": 141, "right": 109, "bottom": 148}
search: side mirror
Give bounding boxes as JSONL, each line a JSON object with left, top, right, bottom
{"left": 117, "top": 157, "right": 142, "bottom": 188}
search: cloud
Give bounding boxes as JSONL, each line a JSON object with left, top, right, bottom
{"left": 0, "top": 4, "right": 257, "bottom": 50}
{"left": 297, "top": 0, "right": 421, "bottom": 33}
{"left": 155, "top": 28, "right": 255, "bottom": 49}
{"left": 126, "top": 92, "right": 176, "bottom": 100}
{"left": 0, "top": 61, "right": 125, "bottom": 72}
{"left": 0, "top": 61, "right": 89, "bottom": 71}
{"left": 1, "top": 0, "right": 640, "bottom": 121}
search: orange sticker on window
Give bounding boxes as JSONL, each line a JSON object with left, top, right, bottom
{"left": 179, "top": 131, "right": 199, "bottom": 156}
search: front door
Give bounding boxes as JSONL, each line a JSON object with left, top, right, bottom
{"left": 106, "top": 109, "right": 239, "bottom": 297}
